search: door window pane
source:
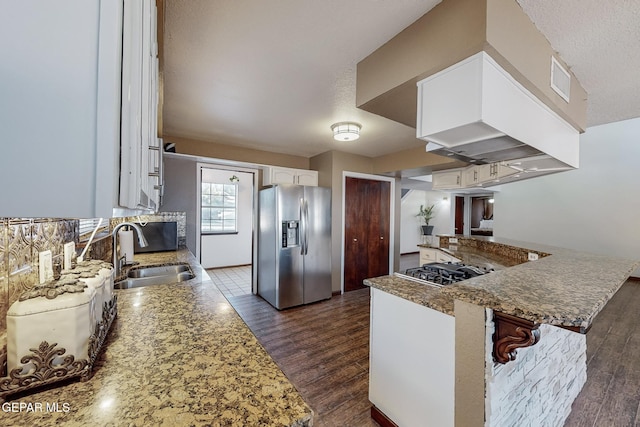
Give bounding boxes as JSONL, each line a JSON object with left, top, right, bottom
{"left": 201, "top": 182, "right": 238, "bottom": 233}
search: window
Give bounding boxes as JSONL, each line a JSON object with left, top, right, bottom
{"left": 201, "top": 183, "right": 237, "bottom": 233}
{"left": 78, "top": 218, "right": 108, "bottom": 241}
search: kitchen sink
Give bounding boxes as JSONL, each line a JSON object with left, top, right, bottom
{"left": 114, "top": 263, "right": 195, "bottom": 289}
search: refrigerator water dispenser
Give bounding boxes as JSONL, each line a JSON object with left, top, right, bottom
{"left": 282, "top": 221, "right": 299, "bottom": 247}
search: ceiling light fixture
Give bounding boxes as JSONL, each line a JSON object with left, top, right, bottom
{"left": 331, "top": 122, "right": 361, "bottom": 141}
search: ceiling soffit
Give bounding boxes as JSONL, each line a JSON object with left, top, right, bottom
{"left": 356, "top": 0, "right": 587, "bottom": 133}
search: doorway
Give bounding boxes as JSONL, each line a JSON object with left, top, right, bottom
{"left": 197, "top": 164, "right": 258, "bottom": 293}
{"left": 454, "top": 196, "right": 465, "bottom": 234}
{"left": 470, "top": 195, "right": 494, "bottom": 236}
{"left": 343, "top": 176, "right": 391, "bottom": 292}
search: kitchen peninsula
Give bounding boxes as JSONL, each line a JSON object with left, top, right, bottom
{"left": 1, "top": 249, "right": 312, "bottom": 427}
{"left": 365, "top": 236, "right": 640, "bottom": 427}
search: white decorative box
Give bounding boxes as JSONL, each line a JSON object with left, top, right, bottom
{"left": 6, "top": 287, "right": 96, "bottom": 373}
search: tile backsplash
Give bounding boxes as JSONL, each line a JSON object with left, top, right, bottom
{"left": 0, "top": 218, "right": 79, "bottom": 337}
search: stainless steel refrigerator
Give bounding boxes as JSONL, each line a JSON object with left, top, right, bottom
{"left": 258, "top": 185, "right": 331, "bottom": 309}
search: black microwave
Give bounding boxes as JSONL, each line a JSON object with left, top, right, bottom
{"left": 133, "top": 221, "right": 178, "bottom": 253}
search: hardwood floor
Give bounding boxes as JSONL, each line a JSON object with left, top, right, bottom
{"left": 226, "top": 288, "right": 377, "bottom": 427}
{"left": 227, "top": 279, "right": 640, "bottom": 426}
{"left": 564, "top": 279, "right": 640, "bottom": 427}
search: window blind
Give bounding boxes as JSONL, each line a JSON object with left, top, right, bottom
{"left": 78, "top": 218, "right": 107, "bottom": 240}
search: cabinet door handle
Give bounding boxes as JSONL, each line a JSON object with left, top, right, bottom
{"left": 380, "top": 236, "right": 384, "bottom": 240}
{"left": 474, "top": 170, "right": 477, "bottom": 181}
{"left": 456, "top": 175, "right": 460, "bottom": 185}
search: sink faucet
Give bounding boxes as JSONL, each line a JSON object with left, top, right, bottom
{"left": 112, "top": 222, "right": 149, "bottom": 277}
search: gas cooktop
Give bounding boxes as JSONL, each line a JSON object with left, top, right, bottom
{"left": 400, "top": 261, "right": 494, "bottom": 287}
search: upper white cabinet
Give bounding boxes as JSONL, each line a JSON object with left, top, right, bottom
{"left": 0, "top": 1, "right": 122, "bottom": 218}
{"left": 434, "top": 162, "right": 520, "bottom": 191}
{"left": 263, "top": 167, "right": 318, "bottom": 187}
{"left": 119, "top": 0, "right": 162, "bottom": 212}
{"left": 295, "top": 170, "right": 319, "bottom": 186}
{"left": 0, "top": 0, "right": 159, "bottom": 218}
{"left": 432, "top": 170, "right": 463, "bottom": 190}
{"left": 461, "top": 163, "right": 518, "bottom": 187}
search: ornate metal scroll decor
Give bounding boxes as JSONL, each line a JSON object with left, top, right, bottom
{"left": 0, "top": 342, "right": 90, "bottom": 401}
{"left": 493, "top": 311, "right": 540, "bottom": 364}
{"left": 0, "top": 347, "right": 6, "bottom": 379}
{"left": 88, "top": 296, "right": 118, "bottom": 371}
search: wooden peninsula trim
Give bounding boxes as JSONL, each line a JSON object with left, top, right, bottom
{"left": 493, "top": 311, "right": 541, "bottom": 364}
{"left": 371, "top": 405, "right": 399, "bottom": 427}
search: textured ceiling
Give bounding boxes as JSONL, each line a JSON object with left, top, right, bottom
{"left": 163, "top": 0, "right": 640, "bottom": 159}
{"left": 517, "top": 0, "right": 640, "bottom": 127}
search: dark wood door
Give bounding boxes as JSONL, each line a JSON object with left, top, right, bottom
{"left": 344, "top": 177, "right": 391, "bottom": 292}
{"left": 455, "top": 196, "right": 465, "bottom": 234}
{"left": 344, "top": 178, "right": 368, "bottom": 292}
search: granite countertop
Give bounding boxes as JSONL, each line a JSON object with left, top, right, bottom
{"left": 366, "top": 236, "right": 640, "bottom": 333}
{"left": 2, "top": 249, "right": 312, "bottom": 427}
{"left": 365, "top": 275, "right": 456, "bottom": 315}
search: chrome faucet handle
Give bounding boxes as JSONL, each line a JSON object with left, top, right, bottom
{"left": 118, "top": 255, "right": 127, "bottom": 270}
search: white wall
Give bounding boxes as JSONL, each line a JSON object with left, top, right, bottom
{"left": 200, "top": 169, "right": 254, "bottom": 268}
{"left": 400, "top": 190, "right": 452, "bottom": 253}
{"left": 495, "top": 117, "right": 640, "bottom": 276}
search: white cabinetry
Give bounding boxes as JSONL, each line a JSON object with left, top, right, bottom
{"left": 462, "top": 163, "right": 517, "bottom": 187}
{"left": 119, "top": 0, "right": 161, "bottom": 211}
{"left": 294, "top": 170, "right": 319, "bottom": 186}
{"left": 419, "top": 248, "right": 437, "bottom": 265}
{"left": 495, "top": 163, "right": 518, "bottom": 180}
{"left": 432, "top": 170, "right": 463, "bottom": 190}
{"left": 436, "top": 251, "right": 460, "bottom": 263}
{"left": 0, "top": 1, "right": 123, "bottom": 218}
{"left": 420, "top": 248, "right": 460, "bottom": 265}
{"left": 434, "top": 162, "right": 519, "bottom": 191}
{"left": 0, "top": 0, "right": 159, "bottom": 218}
{"left": 263, "top": 167, "right": 318, "bottom": 186}
{"left": 462, "top": 166, "right": 483, "bottom": 187}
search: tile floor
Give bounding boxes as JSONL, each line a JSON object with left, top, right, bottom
{"left": 205, "top": 265, "right": 252, "bottom": 298}
{"left": 208, "top": 255, "right": 421, "bottom": 301}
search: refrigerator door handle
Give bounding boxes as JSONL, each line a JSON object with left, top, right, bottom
{"left": 300, "top": 198, "right": 306, "bottom": 255}
{"left": 300, "top": 198, "right": 309, "bottom": 256}
{"left": 303, "top": 199, "right": 310, "bottom": 255}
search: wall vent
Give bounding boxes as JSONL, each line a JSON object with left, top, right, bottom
{"left": 550, "top": 56, "right": 571, "bottom": 102}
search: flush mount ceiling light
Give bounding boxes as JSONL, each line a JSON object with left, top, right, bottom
{"left": 331, "top": 122, "right": 361, "bottom": 141}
